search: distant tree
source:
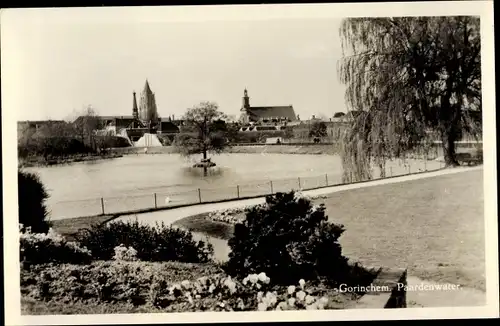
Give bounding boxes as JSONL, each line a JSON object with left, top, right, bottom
{"left": 309, "top": 121, "right": 328, "bottom": 138}
{"left": 284, "top": 127, "right": 295, "bottom": 140}
{"left": 72, "top": 106, "right": 103, "bottom": 151}
{"left": 173, "top": 102, "right": 231, "bottom": 175}
{"left": 338, "top": 16, "right": 481, "bottom": 181}
{"left": 333, "top": 112, "right": 346, "bottom": 118}
{"left": 18, "top": 170, "right": 50, "bottom": 233}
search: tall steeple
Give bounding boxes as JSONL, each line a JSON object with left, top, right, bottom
{"left": 144, "top": 79, "right": 152, "bottom": 94}
{"left": 132, "top": 91, "right": 138, "bottom": 119}
{"left": 139, "top": 79, "right": 158, "bottom": 123}
{"left": 242, "top": 88, "right": 250, "bottom": 111}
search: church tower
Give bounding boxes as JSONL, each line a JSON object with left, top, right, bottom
{"left": 242, "top": 88, "right": 250, "bottom": 111}
{"left": 139, "top": 79, "right": 159, "bottom": 123}
{"left": 132, "top": 91, "right": 138, "bottom": 119}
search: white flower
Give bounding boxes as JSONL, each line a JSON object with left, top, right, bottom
{"left": 208, "top": 284, "right": 216, "bottom": 293}
{"left": 248, "top": 274, "right": 259, "bottom": 284}
{"left": 257, "top": 291, "right": 264, "bottom": 301}
{"left": 287, "top": 285, "right": 296, "bottom": 295}
{"left": 298, "top": 279, "right": 306, "bottom": 288}
{"left": 296, "top": 290, "right": 306, "bottom": 301}
{"left": 317, "top": 297, "right": 329, "bottom": 310}
{"left": 181, "top": 280, "right": 191, "bottom": 289}
{"left": 263, "top": 292, "right": 277, "bottom": 306}
{"left": 257, "top": 302, "right": 268, "bottom": 311}
{"left": 306, "top": 303, "right": 319, "bottom": 310}
{"left": 275, "top": 302, "right": 288, "bottom": 311}
{"left": 223, "top": 277, "right": 237, "bottom": 294}
{"left": 237, "top": 298, "right": 246, "bottom": 310}
{"left": 257, "top": 272, "right": 268, "bottom": 283}
{"left": 305, "top": 295, "right": 315, "bottom": 305}
{"left": 287, "top": 298, "right": 296, "bottom": 307}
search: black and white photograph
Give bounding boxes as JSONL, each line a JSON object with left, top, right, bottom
{"left": 1, "top": 1, "right": 498, "bottom": 324}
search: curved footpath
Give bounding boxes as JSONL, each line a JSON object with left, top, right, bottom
{"left": 113, "top": 165, "right": 482, "bottom": 227}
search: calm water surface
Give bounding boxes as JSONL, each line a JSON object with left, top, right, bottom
{"left": 26, "top": 153, "right": 344, "bottom": 219}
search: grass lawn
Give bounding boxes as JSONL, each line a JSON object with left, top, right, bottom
{"left": 175, "top": 169, "right": 485, "bottom": 291}
{"left": 50, "top": 215, "right": 116, "bottom": 241}
{"left": 320, "top": 169, "right": 485, "bottom": 291}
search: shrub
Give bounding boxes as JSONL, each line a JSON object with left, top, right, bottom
{"left": 18, "top": 170, "right": 51, "bottom": 233}
{"left": 225, "top": 191, "right": 352, "bottom": 285}
{"left": 20, "top": 226, "right": 92, "bottom": 265}
{"left": 21, "top": 263, "right": 348, "bottom": 311}
{"left": 77, "top": 221, "right": 214, "bottom": 263}
{"left": 113, "top": 244, "right": 138, "bottom": 261}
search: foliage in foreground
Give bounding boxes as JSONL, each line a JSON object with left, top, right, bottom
{"left": 225, "top": 191, "right": 369, "bottom": 286}
{"left": 21, "top": 262, "right": 358, "bottom": 312}
{"left": 18, "top": 170, "right": 51, "bottom": 233}
{"left": 76, "top": 221, "right": 214, "bottom": 263}
{"left": 20, "top": 226, "right": 92, "bottom": 265}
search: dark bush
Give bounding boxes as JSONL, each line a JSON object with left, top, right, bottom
{"left": 225, "top": 191, "right": 354, "bottom": 285}
{"left": 77, "top": 221, "right": 214, "bottom": 263}
{"left": 18, "top": 170, "right": 51, "bottom": 233}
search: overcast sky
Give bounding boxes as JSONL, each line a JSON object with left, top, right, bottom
{"left": 5, "top": 9, "right": 347, "bottom": 122}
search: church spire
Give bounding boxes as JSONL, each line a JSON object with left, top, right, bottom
{"left": 144, "top": 79, "right": 152, "bottom": 94}
{"left": 132, "top": 91, "right": 138, "bottom": 119}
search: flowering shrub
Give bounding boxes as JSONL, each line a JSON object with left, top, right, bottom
{"left": 226, "top": 190, "right": 353, "bottom": 285}
{"left": 113, "top": 244, "right": 138, "bottom": 261}
{"left": 21, "top": 262, "right": 353, "bottom": 312}
{"left": 20, "top": 226, "right": 92, "bottom": 265}
{"left": 206, "top": 206, "right": 256, "bottom": 225}
{"left": 77, "top": 221, "right": 213, "bottom": 263}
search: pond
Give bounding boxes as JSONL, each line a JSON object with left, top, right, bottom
{"left": 25, "top": 153, "right": 439, "bottom": 220}
{"left": 25, "top": 153, "right": 342, "bottom": 219}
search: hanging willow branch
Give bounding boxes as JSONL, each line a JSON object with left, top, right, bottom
{"left": 338, "top": 16, "right": 481, "bottom": 182}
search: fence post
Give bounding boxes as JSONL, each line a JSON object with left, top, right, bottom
{"left": 270, "top": 181, "right": 274, "bottom": 194}
{"left": 349, "top": 172, "right": 353, "bottom": 183}
{"left": 100, "top": 197, "right": 105, "bottom": 215}
{"left": 154, "top": 193, "right": 157, "bottom": 209}
{"left": 298, "top": 177, "right": 301, "bottom": 189}
{"left": 325, "top": 174, "right": 329, "bottom": 187}
{"left": 424, "top": 158, "right": 427, "bottom": 171}
{"left": 408, "top": 165, "right": 411, "bottom": 175}
{"left": 390, "top": 166, "right": 393, "bottom": 177}
{"left": 198, "top": 188, "right": 202, "bottom": 203}
{"left": 237, "top": 185, "right": 240, "bottom": 199}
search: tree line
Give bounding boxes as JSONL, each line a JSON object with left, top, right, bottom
{"left": 18, "top": 106, "right": 129, "bottom": 161}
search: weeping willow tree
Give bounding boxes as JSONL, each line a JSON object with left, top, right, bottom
{"left": 338, "top": 17, "right": 481, "bottom": 182}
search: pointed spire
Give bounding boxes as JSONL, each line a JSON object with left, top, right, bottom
{"left": 132, "top": 91, "right": 138, "bottom": 119}
{"left": 144, "top": 79, "right": 152, "bottom": 94}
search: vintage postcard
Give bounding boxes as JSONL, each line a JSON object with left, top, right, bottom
{"left": 2, "top": 1, "right": 498, "bottom": 324}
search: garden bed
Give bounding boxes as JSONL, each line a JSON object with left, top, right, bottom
{"left": 20, "top": 261, "right": 363, "bottom": 314}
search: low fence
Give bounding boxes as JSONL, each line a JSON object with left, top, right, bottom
{"left": 51, "top": 158, "right": 446, "bottom": 220}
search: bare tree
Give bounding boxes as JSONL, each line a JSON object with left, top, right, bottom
{"left": 71, "top": 106, "right": 103, "bottom": 152}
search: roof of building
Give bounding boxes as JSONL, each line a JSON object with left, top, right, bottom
{"left": 246, "top": 106, "right": 297, "bottom": 121}
{"left": 18, "top": 120, "right": 65, "bottom": 125}
{"left": 160, "top": 121, "right": 180, "bottom": 133}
